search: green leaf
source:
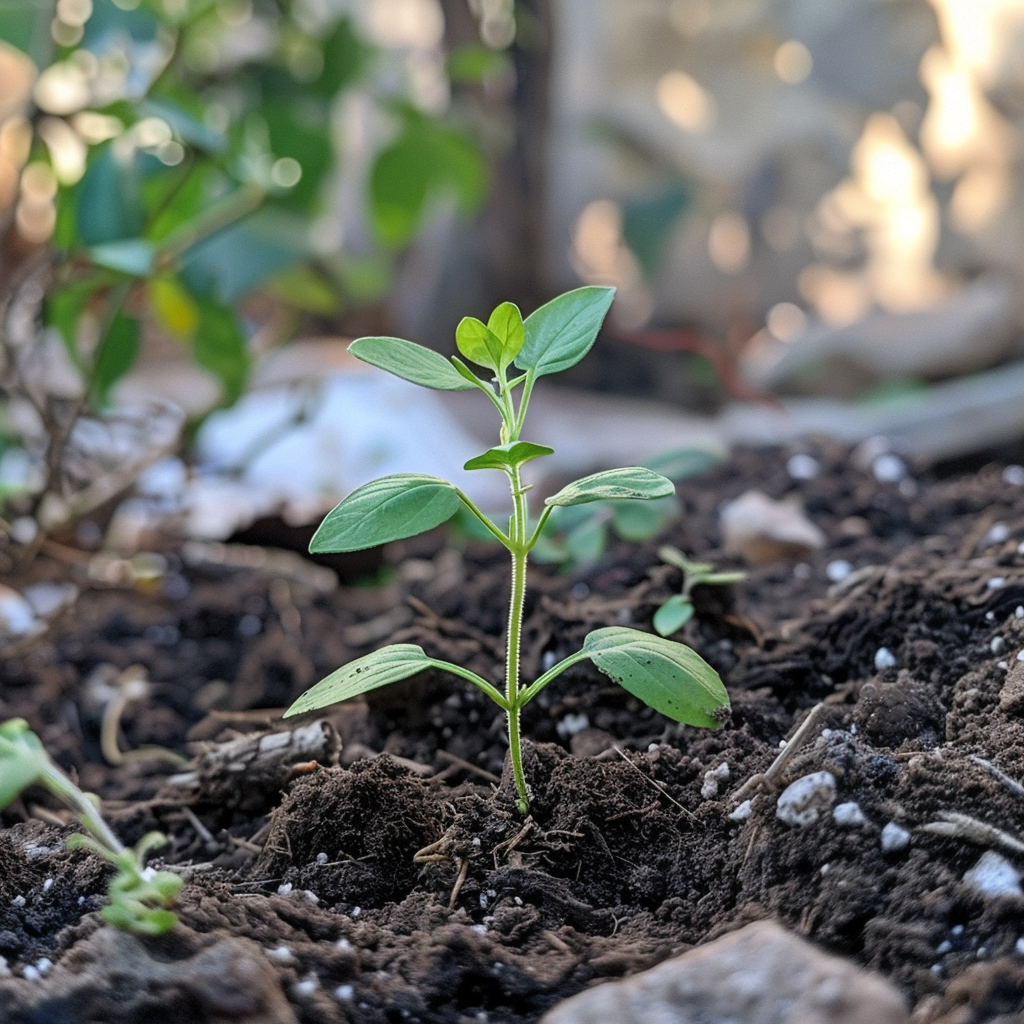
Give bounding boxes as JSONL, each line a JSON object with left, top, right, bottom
{"left": 515, "top": 286, "right": 615, "bottom": 377}
{"left": 88, "top": 239, "right": 155, "bottom": 277}
{"left": 545, "top": 467, "right": 674, "bottom": 508}
{"left": 446, "top": 43, "right": 510, "bottom": 84}
{"left": 314, "top": 16, "right": 372, "bottom": 98}
{"left": 349, "top": 336, "right": 475, "bottom": 391}
{"left": 369, "top": 133, "right": 432, "bottom": 246}
{"left": 193, "top": 301, "right": 249, "bottom": 405}
{"left": 284, "top": 644, "right": 439, "bottom": 716}
{"left": 91, "top": 312, "right": 141, "bottom": 407}
{"left": 487, "top": 301, "right": 525, "bottom": 369}
{"left": 582, "top": 627, "right": 729, "bottom": 728}
{"left": 0, "top": 719, "right": 49, "bottom": 809}
{"left": 464, "top": 441, "right": 553, "bottom": 472}
{"left": 456, "top": 316, "right": 503, "bottom": 371}
{"left": 643, "top": 445, "right": 724, "bottom": 481}
{"left": 310, "top": 474, "right": 460, "bottom": 553}
{"left": 610, "top": 497, "right": 675, "bottom": 542}
{"left": 564, "top": 515, "right": 606, "bottom": 564}
{"left": 450, "top": 355, "right": 485, "bottom": 387}
{"left": 653, "top": 595, "right": 694, "bottom": 637}
{"left": 76, "top": 144, "right": 144, "bottom": 246}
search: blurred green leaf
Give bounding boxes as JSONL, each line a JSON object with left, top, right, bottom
{"left": 267, "top": 265, "right": 339, "bottom": 314}
{"left": 620, "top": 183, "right": 691, "bottom": 277}
{"left": 447, "top": 43, "right": 510, "bottom": 84}
{"left": 143, "top": 99, "right": 225, "bottom": 153}
{"left": 91, "top": 311, "right": 141, "bottom": 407}
{"left": 264, "top": 102, "right": 332, "bottom": 211}
{"left": 89, "top": 239, "right": 155, "bottom": 277}
{"left": 610, "top": 497, "right": 675, "bottom": 542}
{"left": 193, "top": 301, "right": 249, "bottom": 405}
{"left": 643, "top": 445, "right": 724, "bottom": 481}
{"left": 0, "top": 1, "right": 49, "bottom": 63}
{"left": 315, "top": 17, "right": 372, "bottom": 97}
{"left": 77, "top": 145, "right": 144, "bottom": 245}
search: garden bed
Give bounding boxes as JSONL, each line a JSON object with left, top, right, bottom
{"left": 2, "top": 440, "right": 1024, "bottom": 1023}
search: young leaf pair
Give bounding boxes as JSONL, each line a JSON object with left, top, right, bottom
{"left": 285, "top": 287, "right": 730, "bottom": 813}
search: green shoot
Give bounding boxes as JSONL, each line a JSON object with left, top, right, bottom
{"left": 653, "top": 546, "right": 745, "bottom": 637}
{"left": 284, "top": 287, "right": 731, "bottom": 814}
{"left": 0, "top": 719, "right": 180, "bottom": 935}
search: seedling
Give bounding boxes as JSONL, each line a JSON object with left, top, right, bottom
{"left": 284, "top": 287, "right": 730, "bottom": 813}
{"left": 653, "top": 546, "right": 745, "bottom": 637}
{"left": 0, "top": 719, "right": 180, "bottom": 935}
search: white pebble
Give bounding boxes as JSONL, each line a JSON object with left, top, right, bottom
{"left": 999, "top": 661, "right": 1010, "bottom": 670}
{"left": 335, "top": 984, "right": 355, "bottom": 1001}
{"left": 350, "top": 906, "right": 362, "bottom": 918}
{"left": 881, "top": 822, "right": 911, "bottom": 853}
{"left": 470, "top": 924, "right": 488, "bottom": 936}
{"left": 34, "top": 958, "right": 51, "bottom": 977}
{"left": 986, "top": 611, "right": 996, "bottom": 621}
{"left": 541, "top": 650, "right": 558, "bottom": 671}
{"left": 266, "top": 945, "right": 294, "bottom": 962}
{"left": 293, "top": 974, "right": 319, "bottom": 997}
{"left": 335, "top": 938, "right": 352, "bottom": 951}
{"left": 276, "top": 882, "right": 293, "bottom": 896}
{"left": 826, "top": 560, "right": 852, "bottom": 583}
{"left": 1015, "top": 937, "right": 1024, "bottom": 955}
{"left": 1004, "top": 465, "right": 1024, "bottom": 485}
{"left": 556, "top": 713, "right": 589, "bottom": 738}
{"left": 302, "top": 890, "right": 319, "bottom": 905}
{"left": 21, "top": 965, "right": 40, "bottom": 981}
{"left": 776, "top": 771, "right": 837, "bottom": 827}
{"left": 1018, "top": 607, "right": 1024, "bottom": 619}
{"left": 316, "top": 852, "right": 328, "bottom": 864}
{"left": 12, "top": 895, "right": 25, "bottom": 907}
{"left": 1017, "top": 650, "right": 1024, "bottom": 663}
{"left": 983, "top": 524, "right": 1010, "bottom": 547}
{"left": 991, "top": 637, "right": 1007, "bottom": 655}
{"left": 0, "top": 956, "right": 8, "bottom": 978}
{"left": 963, "top": 850, "right": 1023, "bottom": 898}
{"left": 729, "top": 799, "right": 752, "bottom": 821}
{"left": 987, "top": 577, "right": 1007, "bottom": 590}
{"left": 873, "top": 454, "right": 907, "bottom": 483}
{"left": 832, "top": 801, "right": 867, "bottom": 827}
{"left": 874, "top": 647, "right": 897, "bottom": 671}
{"left": 936, "top": 940, "right": 951, "bottom": 954}
{"left": 42, "top": 878, "right": 53, "bottom": 893}
{"left": 786, "top": 454, "right": 820, "bottom": 480}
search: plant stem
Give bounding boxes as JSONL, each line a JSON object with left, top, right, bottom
{"left": 505, "top": 463, "right": 530, "bottom": 812}
{"left": 39, "top": 762, "right": 125, "bottom": 856}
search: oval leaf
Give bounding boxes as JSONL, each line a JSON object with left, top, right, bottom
{"left": 0, "top": 720, "right": 49, "bottom": 809}
{"left": 515, "top": 286, "right": 615, "bottom": 377}
{"left": 349, "top": 336, "right": 475, "bottom": 391}
{"left": 284, "top": 644, "right": 436, "bottom": 716}
{"left": 310, "top": 474, "right": 461, "bottom": 553}
{"left": 456, "top": 316, "right": 503, "bottom": 370}
{"left": 464, "top": 441, "right": 554, "bottom": 472}
{"left": 487, "top": 301, "right": 525, "bottom": 368}
{"left": 545, "top": 467, "right": 674, "bottom": 508}
{"left": 582, "top": 627, "right": 729, "bottom": 728}
{"left": 653, "top": 595, "right": 695, "bottom": 637}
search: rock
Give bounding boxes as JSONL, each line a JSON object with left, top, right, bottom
{"left": 880, "top": 822, "right": 911, "bottom": 853}
{"left": 776, "top": 771, "right": 837, "bottom": 827}
{"left": 998, "top": 661, "right": 1024, "bottom": 716}
{"left": 963, "top": 851, "right": 1023, "bottom": 899}
{"left": 720, "top": 490, "right": 826, "bottom": 563}
{"left": 0, "top": 926, "right": 298, "bottom": 1024}
{"left": 539, "top": 919, "right": 908, "bottom": 1024}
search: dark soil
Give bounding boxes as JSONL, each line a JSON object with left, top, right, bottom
{"left": 4, "top": 440, "right": 1024, "bottom": 1023}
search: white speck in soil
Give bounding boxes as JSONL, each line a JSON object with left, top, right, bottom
{"left": 988, "top": 577, "right": 1007, "bottom": 590}
{"left": 825, "top": 559, "right": 852, "bottom": 583}
{"left": 615, "top": 608, "right": 631, "bottom": 624}
{"left": 833, "top": 801, "right": 867, "bottom": 827}
{"left": 11, "top": 895, "right": 25, "bottom": 907}
{"left": 952, "top": 925, "right": 965, "bottom": 936}
{"left": 302, "top": 890, "right": 318, "bottom": 904}
{"left": 963, "top": 850, "right": 1023, "bottom": 897}
{"left": 936, "top": 941, "right": 952, "bottom": 954}
{"left": 42, "top": 878, "right": 53, "bottom": 893}
{"left": 472, "top": 838, "right": 481, "bottom": 848}
{"left": 293, "top": 974, "right": 319, "bottom": 997}
{"left": 471, "top": 924, "right": 487, "bottom": 936}
{"left": 930, "top": 964, "right": 943, "bottom": 975}
{"left": 1017, "top": 650, "right": 1024, "bottom": 663}
{"left": 776, "top": 771, "right": 836, "bottom": 827}
{"left": 556, "top": 712, "right": 590, "bottom": 738}
{"left": 541, "top": 650, "right": 558, "bottom": 671}
{"left": 983, "top": 523, "right": 1011, "bottom": 547}
{"left": 350, "top": 906, "right": 362, "bottom": 918}
{"left": 22, "top": 966, "right": 40, "bottom": 982}
{"left": 334, "top": 985, "right": 354, "bottom": 1001}
{"left": 874, "top": 647, "right": 897, "bottom": 671}
{"left": 0, "top": 957, "right": 8, "bottom": 978}
{"left": 1018, "top": 606, "right": 1024, "bottom": 619}
{"left": 977, "top": 947, "right": 988, "bottom": 957}
{"left": 1015, "top": 937, "right": 1024, "bottom": 955}
{"left": 335, "top": 938, "right": 351, "bottom": 951}
{"left": 514, "top": 896, "right": 522, "bottom": 905}
{"left": 237, "top": 614, "right": 262, "bottom": 637}
{"left": 881, "top": 822, "right": 911, "bottom": 853}
{"left": 266, "top": 946, "right": 294, "bottom": 963}
{"left": 34, "top": 958, "right": 51, "bottom": 977}
{"left": 729, "top": 800, "right": 752, "bottom": 822}
{"left": 999, "top": 661, "right": 1010, "bottom": 670}
{"left": 986, "top": 611, "right": 996, "bottom": 621}
{"left": 1004, "top": 465, "right": 1024, "bottom": 485}
{"left": 786, "top": 453, "right": 820, "bottom": 480}
{"left": 77, "top": 896, "right": 85, "bottom": 906}
{"left": 276, "top": 883, "right": 293, "bottom": 896}
{"left": 316, "top": 852, "right": 328, "bottom": 864}
{"left": 991, "top": 637, "right": 1007, "bottom": 654}
{"left": 873, "top": 454, "right": 907, "bottom": 483}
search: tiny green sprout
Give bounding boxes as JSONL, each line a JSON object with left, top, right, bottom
{"left": 653, "top": 546, "right": 746, "bottom": 638}
{"left": 0, "top": 718, "right": 181, "bottom": 935}
{"left": 284, "top": 287, "right": 731, "bottom": 814}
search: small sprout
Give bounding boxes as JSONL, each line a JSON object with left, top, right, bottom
{"left": 652, "top": 546, "right": 744, "bottom": 638}
{"left": 0, "top": 718, "right": 180, "bottom": 935}
{"left": 284, "top": 288, "right": 732, "bottom": 814}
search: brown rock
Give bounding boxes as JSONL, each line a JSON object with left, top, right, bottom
{"left": 540, "top": 919, "right": 908, "bottom": 1024}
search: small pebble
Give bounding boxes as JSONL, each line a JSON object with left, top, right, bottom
{"left": 963, "top": 850, "right": 1023, "bottom": 898}
{"left": 1018, "top": 606, "right": 1024, "bottom": 619}
{"left": 0, "top": 956, "right": 8, "bottom": 978}
{"left": 874, "top": 647, "right": 897, "bottom": 671}
{"left": 42, "top": 878, "right": 53, "bottom": 893}
{"left": 881, "top": 822, "right": 911, "bottom": 853}
{"left": 293, "top": 974, "right": 319, "bottom": 997}
{"left": 983, "top": 523, "right": 1011, "bottom": 547}
{"left": 776, "top": 771, "right": 836, "bottom": 827}
{"left": 541, "top": 650, "right": 558, "bottom": 671}
{"left": 1015, "top": 937, "right": 1024, "bottom": 955}
{"left": 350, "top": 906, "right": 362, "bottom": 918}
{"left": 1017, "top": 650, "right": 1024, "bottom": 663}
{"left": 21, "top": 965, "right": 40, "bottom": 981}
{"left": 833, "top": 801, "right": 867, "bottom": 827}
{"left": 276, "top": 883, "right": 293, "bottom": 896}
{"left": 302, "top": 890, "right": 319, "bottom": 905}
{"left": 570, "top": 582, "right": 590, "bottom": 601}
{"left": 316, "top": 852, "right": 328, "bottom": 864}
{"left": 826, "top": 559, "right": 852, "bottom": 583}
{"left": 986, "top": 611, "right": 996, "bottom": 622}
{"left": 729, "top": 800, "right": 752, "bottom": 822}
{"left": 335, "top": 938, "right": 352, "bottom": 951}
{"left": 470, "top": 924, "right": 487, "bottom": 936}
{"left": 556, "top": 713, "right": 590, "bottom": 738}
{"left": 266, "top": 946, "right": 294, "bottom": 963}
{"left": 335, "top": 984, "right": 355, "bottom": 1001}
{"left": 12, "top": 895, "right": 25, "bottom": 907}
{"left": 991, "top": 636, "right": 1007, "bottom": 655}
{"left": 988, "top": 577, "right": 1007, "bottom": 590}
{"left": 34, "top": 958, "right": 52, "bottom": 977}
{"left": 1003, "top": 465, "right": 1024, "bottom": 485}
{"left": 936, "top": 940, "right": 952, "bottom": 954}
{"left": 786, "top": 453, "right": 820, "bottom": 480}
{"left": 873, "top": 454, "right": 907, "bottom": 483}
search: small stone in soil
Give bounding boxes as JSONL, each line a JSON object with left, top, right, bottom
{"left": 963, "top": 850, "right": 1023, "bottom": 897}
{"left": 335, "top": 984, "right": 354, "bottom": 1001}
{"left": 1004, "top": 465, "right": 1024, "bottom": 485}
{"left": 881, "top": 822, "right": 911, "bottom": 852}
{"left": 982, "top": 523, "right": 1010, "bottom": 547}
{"left": 316, "top": 852, "right": 328, "bottom": 864}
{"left": 293, "top": 974, "right": 319, "bottom": 997}
{"left": 991, "top": 637, "right": 1007, "bottom": 654}
{"left": 1015, "top": 937, "right": 1024, "bottom": 955}
{"left": 833, "top": 801, "right": 867, "bottom": 827}
{"left": 826, "top": 559, "right": 852, "bottom": 582}
{"left": 730, "top": 800, "right": 752, "bottom": 821}
{"left": 873, "top": 454, "right": 907, "bottom": 483}
{"left": 786, "top": 453, "right": 820, "bottom": 480}
{"left": 266, "top": 945, "right": 294, "bottom": 962}
{"left": 988, "top": 577, "right": 1007, "bottom": 590}
{"left": 1017, "top": 606, "right": 1024, "bottom": 619}
{"left": 776, "top": 771, "right": 836, "bottom": 827}
{"left": 874, "top": 647, "right": 897, "bottom": 670}
{"left": 276, "top": 882, "right": 293, "bottom": 896}
{"left": 556, "top": 713, "right": 589, "bottom": 738}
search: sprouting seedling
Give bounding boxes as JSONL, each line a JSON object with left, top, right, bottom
{"left": 0, "top": 718, "right": 181, "bottom": 935}
{"left": 652, "top": 546, "right": 745, "bottom": 638}
{"left": 283, "top": 286, "right": 730, "bottom": 813}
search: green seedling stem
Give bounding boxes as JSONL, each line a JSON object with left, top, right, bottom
{"left": 284, "top": 288, "right": 731, "bottom": 813}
